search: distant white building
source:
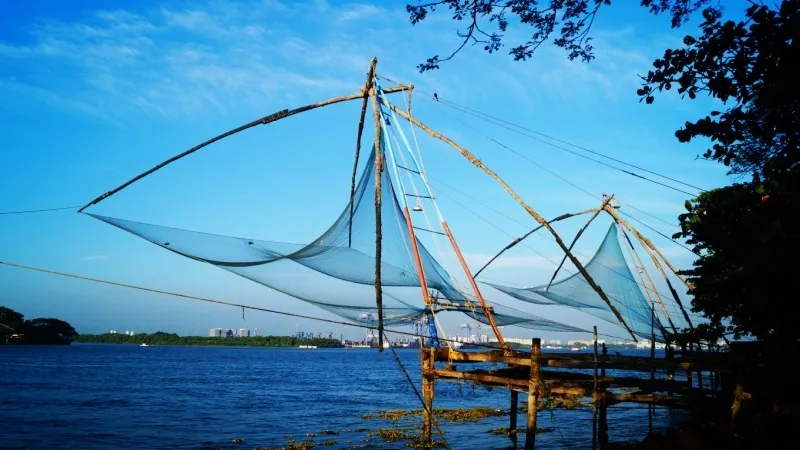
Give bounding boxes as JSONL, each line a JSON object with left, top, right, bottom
{"left": 237, "top": 328, "right": 250, "bottom": 337}
{"left": 209, "top": 328, "right": 225, "bottom": 337}
{"left": 109, "top": 330, "right": 117, "bottom": 334}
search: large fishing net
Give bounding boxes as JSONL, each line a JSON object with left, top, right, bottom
{"left": 88, "top": 144, "right": 586, "bottom": 334}
{"left": 484, "top": 223, "right": 668, "bottom": 342}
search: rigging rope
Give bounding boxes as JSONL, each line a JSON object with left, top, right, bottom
{"left": 0, "top": 205, "right": 81, "bottom": 215}
{"left": 0, "top": 260, "right": 636, "bottom": 344}
{"left": 376, "top": 75, "right": 706, "bottom": 195}
{"left": 425, "top": 100, "right": 698, "bottom": 256}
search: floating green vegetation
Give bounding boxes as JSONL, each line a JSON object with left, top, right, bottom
{"left": 286, "top": 440, "right": 315, "bottom": 450}
{"left": 488, "top": 427, "right": 555, "bottom": 435}
{"left": 363, "top": 407, "right": 506, "bottom": 424}
{"left": 368, "top": 428, "right": 415, "bottom": 442}
{"left": 319, "top": 440, "right": 336, "bottom": 446}
{"left": 231, "top": 437, "right": 244, "bottom": 443}
{"left": 405, "top": 439, "right": 446, "bottom": 448}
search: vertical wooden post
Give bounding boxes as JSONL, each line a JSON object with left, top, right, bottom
{"left": 687, "top": 343, "right": 693, "bottom": 388}
{"left": 526, "top": 338, "right": 541, "bottom": 450}
{"left": 599, "top": 340, "right": 608, "bottom": 448}
{"left": 510, "top": 390, "right": 519, "bottom": 435}
{"left": 368, "top": 66, "right": 384, "bottom": 351}
{"left": 421, "top": 342, "right": 434, "bottom": 442}
{"left": 601, "top": 343, "right": 607, "bottom": 378}
{"left": 649, "top": 306, "right": 655, "bottom": 435}
{"left": 666, "top": 345, "right": 675, "bottom": 396}
{"left": 731, "top": 370, "right": 745, "bottom": 431}
{"left": 593, "top": 326, "right": 599, "bottom": 450}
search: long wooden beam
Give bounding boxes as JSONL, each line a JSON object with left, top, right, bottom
{"left": 473, "top": 208, "right": 598, "bottom": 279}
{"left": 349, "top": 58, "right": 377, "bottom": 247}
{"left": 384, "top": 100, "right": 638, "bottom": 342}
{"left": 603, "top": 206, "right": 694, "bottom": 329}
{"left": 547, "top": 196, "right": 613, "bottom": 290}
{"left": 78, "top": 84, "right": 413, "bottom": 212}
{"left": 369, "top": 61, "right": 385, "bottom": 351}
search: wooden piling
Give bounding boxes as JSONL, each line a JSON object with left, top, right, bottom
{"left": 510, "top": 390, "right": 519, "bottom": 435}
{"left": 420, "top": 339, "right": 434, "bottom": 442}
{"left": 593, "top": 327, "right": 599, "bottom": 450}
{"left": 526, "top": 338, "right": 541, "bottom": 450}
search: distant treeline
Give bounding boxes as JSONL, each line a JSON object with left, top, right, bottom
{"left": 74, "top": 331, "right": 344, "bottom": 348}
{"left": 1, "top": 306, "right": 77, "bottom": 345}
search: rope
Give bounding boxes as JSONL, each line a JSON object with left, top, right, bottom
{"left": 384, "top": 331, "right": 452, "bottom": 450}
{"left": 376, "top": 75, "right": 705, "bottom": 195}
{"left": 0, "top": 205, "right": 81, "bottom": 215}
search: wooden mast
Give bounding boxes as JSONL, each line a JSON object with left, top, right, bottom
{"left": 349, "top": 58, "right": 377, "bottom": 247}
{"left": 368, "top": 58, "right": 385, "bottom": 351}
{"left": 385, "top": 101, "right": 638, "bottom": 342}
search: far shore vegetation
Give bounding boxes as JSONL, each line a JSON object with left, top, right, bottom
{"left": 74, "top": 331, "right": 344, "bottom": 348}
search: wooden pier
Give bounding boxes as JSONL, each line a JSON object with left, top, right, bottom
{"left": 419, "top": 334, "right": 744, "bottom": 449}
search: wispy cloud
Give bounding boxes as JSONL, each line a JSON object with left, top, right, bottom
{"left": 81, "top": 255, "right": 109, "bottom": 261}
{"left": 0, "top": 1, "right": 388, "bottom": 121}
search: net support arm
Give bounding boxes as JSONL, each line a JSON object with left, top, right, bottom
{"left": 472, "top": 208, "right": 598, "bottom": 279}
{"left": 619, "top": 226, "right": 678, "bottom": 334}
{"left": 603, "top": 206, "right": 694, "bottom": 329}
{"left": 349, "top": 58, "right": 378, "bottom": 247}
{"left": 385, "top": 100, "right": 638, "bottom": 342}
{"left": 546, "top": 196, "right": 614, "bottom": 291}
{"left": 78, "top": 84, "right": 413, "bottom": 213}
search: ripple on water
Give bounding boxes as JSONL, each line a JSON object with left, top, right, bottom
{"left": 0, "top": 345, "right": 677, "bottom": 449}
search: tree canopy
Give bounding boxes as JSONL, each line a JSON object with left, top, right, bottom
{"left": 1, "top": 306, "right": 77, "bottom": 344}
{"left": 408, "top": 1, "right": 800, "bottom": 346}
{"left": 406, "top": 0, "right": 716, "bottom": 71}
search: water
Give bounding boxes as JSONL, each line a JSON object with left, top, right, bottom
{"left": 0, "top": 344, "right": 687, "bottom": 449}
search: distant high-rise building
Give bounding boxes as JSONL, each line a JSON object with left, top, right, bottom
{"left": 109, "top": 330, "right": 117, "bottom": 334}
{"left": 237, "top": 328, "right": 249, "bottom": 337}
{"left": 225, "top": 329, "right": 233, "bottom": 337}
{"left": 209, "top": 328, "right": 224, "bottom": 337}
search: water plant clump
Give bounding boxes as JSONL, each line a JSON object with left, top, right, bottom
{"left": 363, "top": 407, "right": 507, "bottom": 424}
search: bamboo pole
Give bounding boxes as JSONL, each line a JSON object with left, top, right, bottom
{"left": 603, "top": 206, "right": 694, "bottom": 292}
{"left": 385, "top": 101, "right": 637, "bottom": 342}
{"left": 442, "top": 221, "right": 507, "bottom": 350}
{"left": 547, "top": 197, "right": 613, "bottom": 290}
{"left": 422, "top": 345, "right": 435, "bottom": 442}
{"left": 510, "top": 390, "right": 519, "bottom": 434}
{"left": 618, "top": 226, "right": 677, "bottom": 333}
{"left": 603, "top": 206, "right": 694, "bottom": 329}
{"left": 349, "top": 58, "right": 377, "bottom": 247}
{"left": 79, "top": 84, "right": 413, "bottom": 212}
{"left": 473, "top": 208, "right": 598, "bottom": 279}
{"left": 369, "top": 77, "right": 385, "bottom": 352}
{"left": 526, "top": 338, "right": 541, "bottom": 450}
{"left": 592, "top": 326, "right": 599, "bottom": 450}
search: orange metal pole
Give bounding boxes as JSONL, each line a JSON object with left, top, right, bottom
{"left": 441, "top": 221, "right": 507, "bottom": 350}
{"left": 403, "top": 207, "right": 432, "bottom": 306}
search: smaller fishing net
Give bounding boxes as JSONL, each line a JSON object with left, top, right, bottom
{"left": 485, "top": 223, "right": 667, "bottom": 342}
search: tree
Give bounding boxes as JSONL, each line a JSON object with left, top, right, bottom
{"left": 639, "top": 1, "right": 800, "bottom": 177}
{"left": 642, "top": 1, "right": 800, "bottom": 346}
{"left": 1, "top": 306, "right": 25, "bottom": 342}
{"left": 406, "top": 0, "right": 716, "bottom": 72}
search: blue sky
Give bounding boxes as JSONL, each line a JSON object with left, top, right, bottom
{"left": 0, "top": 0, "right": 743, "bottom": 341}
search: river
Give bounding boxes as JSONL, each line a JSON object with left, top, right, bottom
{"left": 0, "top": 344, "right": 687, "bottom": 449}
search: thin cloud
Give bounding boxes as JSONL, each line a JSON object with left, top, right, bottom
{"left": 81, "top": 255, "right": 109, "bottom": 261}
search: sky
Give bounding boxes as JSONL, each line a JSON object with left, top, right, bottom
{"left": 0, "top": 0, "right": 746, "bottom": 342}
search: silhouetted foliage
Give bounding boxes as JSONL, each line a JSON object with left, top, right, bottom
{"left": 642, "top": 1, "right": 800, "bottom": 346}
{"left": 1, "top": 306, "right": 25, "bottom": 341}
{"left": 406, "top": 0, "right": 715, "bottom": 71}
{"left": 1, "top": 307, "right": 77, "bottom": 344}
{"left": 639, "top": 1, "right": 800, "bottom": 177}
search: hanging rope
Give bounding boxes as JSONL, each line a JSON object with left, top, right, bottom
{"left": 0, "top": 205, "right": 81, "bottom": 215}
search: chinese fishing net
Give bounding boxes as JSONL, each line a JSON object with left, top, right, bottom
{"left": 484, "top": 223, "right": 668, "bottom": 342}
{"left": 86, "top": 144, "right": 585, "bottom": 334}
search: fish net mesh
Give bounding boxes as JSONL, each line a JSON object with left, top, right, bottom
{"left": 88, "top": 144, "right": 587, "bottom": 335}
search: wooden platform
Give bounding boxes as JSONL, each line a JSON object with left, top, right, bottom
{"left": 419, "top": 337, "right": 742, "bottom": 449}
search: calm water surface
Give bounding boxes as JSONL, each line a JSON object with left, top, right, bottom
{"left": 0, "top": 344, "right": 686, "bottom": 449}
